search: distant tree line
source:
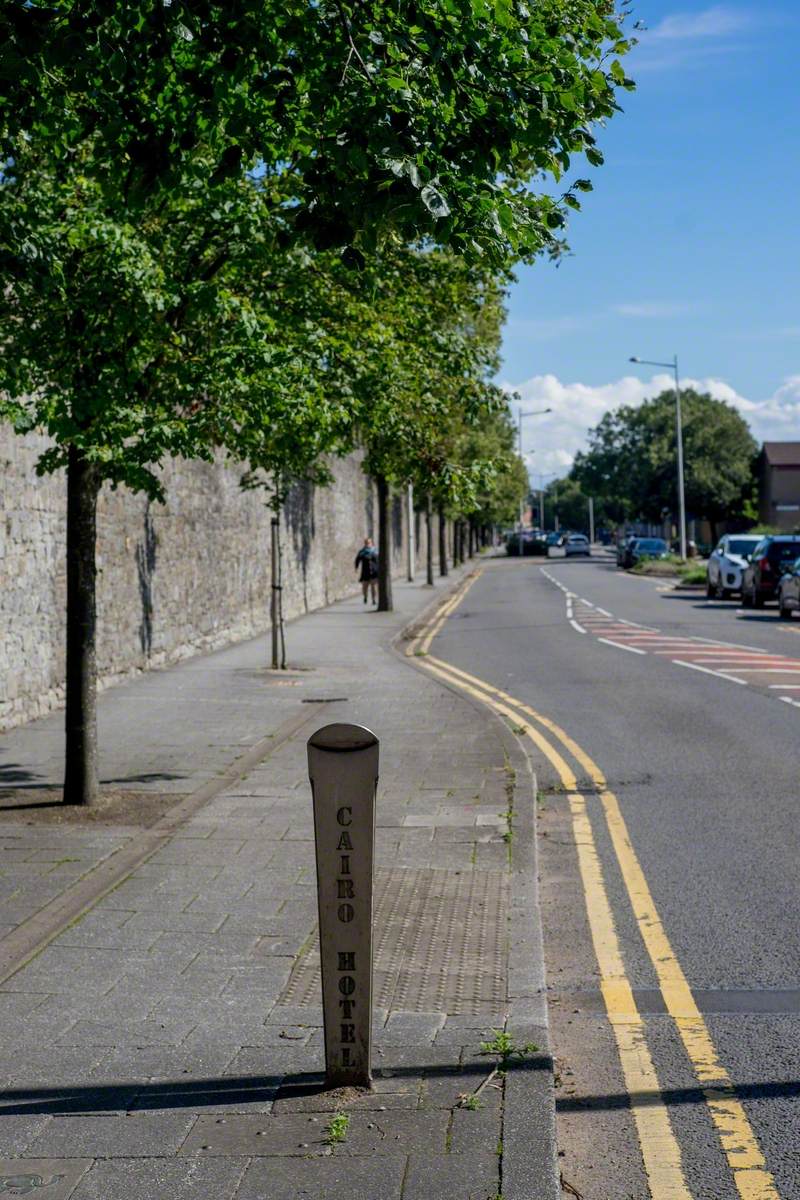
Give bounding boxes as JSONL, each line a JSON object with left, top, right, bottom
{"left": 542, "top": 390, "right": 759, "bottom": 543}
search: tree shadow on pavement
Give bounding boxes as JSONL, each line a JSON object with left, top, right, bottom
{"left": 0, "top": 1059, "right": 552, "bottom": 1116}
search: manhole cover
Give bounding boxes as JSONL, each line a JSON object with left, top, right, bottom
{"left": 280, "top": 867, "right": 508, "bottom": 1016}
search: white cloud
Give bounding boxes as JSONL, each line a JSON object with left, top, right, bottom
{"left": 505, "top": 372, "right": 800, "bottom": 480}
{"left": 613, "top": 301, "right": 701, "bottom": 319}
{"left": 632, "top": 5, "right": 752, "bottom": 71}
{"left": 648, "top": 6, "right": 750, "bottom": 40}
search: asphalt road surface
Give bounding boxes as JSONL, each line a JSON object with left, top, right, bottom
{"left": 427, "top": 551, "right": 800, "bottom": 1200}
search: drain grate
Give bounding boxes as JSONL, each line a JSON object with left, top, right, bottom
{"left": 280, "top": 866, "right": 508, "bottom": 1016}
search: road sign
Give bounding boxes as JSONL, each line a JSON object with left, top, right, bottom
{"left": 307, "top": 723, "right": 379, "bottom": 1088}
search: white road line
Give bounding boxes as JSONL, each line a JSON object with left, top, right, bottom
{"left": 579, "top": 599, "right": 595, "bottom": 608}
{"left": 689, "top": 635, "right": 772, "bottom": 653}
{"left": 672, "top": 660, "right": 747, "bottom": 684}
{"left": 769, "top": 684, "right": 800, "bottom": 689}
{"left": 779, "top": 696, "right": 800, "bottom": 708}
{"left": 679, "top": 657, "right": 793, "bottom": 665}
{"left": 570, "top": 619, "right": 587, "bottom": 634}
{"left": 595, "top": 607, "right": 613, "bottom": 617}
{"left": 598, "top": 638, "right": 647, "bottom": 655}
{"left": 722, "top": 668, "right": 800, "bottom": 674}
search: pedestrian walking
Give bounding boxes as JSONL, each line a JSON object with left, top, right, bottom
{"left": 355, "top": 537, "right": 379, "bottom": 605}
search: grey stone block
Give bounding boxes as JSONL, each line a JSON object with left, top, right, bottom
{"left": 449, "top": 1089, "right": 502, "bottom": 1154}
{"left": 180, "top": 1112, "right": 333, "bottom": 1156}
{"left": 404, "top": 1151, "right": 500, "bottom": 1199}
{"left": 0, "top": 1117, "right": 52, "bottom": 1155}
{"left": 333, "top": 1110, "right": 449, "bottom": 1156}
{"left": 236, "top": 1154, "right": 407, "bottom": 1200}
{"left": 0, "top": 1158, "right": 93, "bottom": 1200}
{"left": 59, "top": 1018, "right": 198, "bottom": 1048}
{"left": 89, "top": 1045, "right": 237, "bottom": 1084}
{"left": 381, "top": 1012, "right": 446, "bottom": 1042}
{"left": 68, "top": 1156, "right": 248, "bottom": 1200}
{"left": 24, "top": 1113, "right": 197, "bottom": 1158}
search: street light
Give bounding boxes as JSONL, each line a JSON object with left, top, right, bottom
{"left": 628, "top": 355, "right": 687, "bottom": 561}
{"left": 518, "top": 407, "right": 552, "bottom": 530}
{"left": 532, "top": 470, "right": 558, "bottom": 531}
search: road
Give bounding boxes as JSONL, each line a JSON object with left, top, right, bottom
{"left": 417, "top": 552, "right": 800, "bottom": 1199}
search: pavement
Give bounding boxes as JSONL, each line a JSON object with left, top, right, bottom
{"left": 0, "top": 563, "right": 558, "bottom": 1199}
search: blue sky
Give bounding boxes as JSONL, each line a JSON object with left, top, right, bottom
{"left": 503, "top": 2, "right": 800, "bottom": 480}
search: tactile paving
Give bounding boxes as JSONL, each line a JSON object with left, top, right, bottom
{"left": 280, "top": 867, "right": 508, "bottom": 1015}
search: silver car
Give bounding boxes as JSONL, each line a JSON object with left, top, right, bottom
{"left": 706, "top": 534, "right": 761, "bottom": 598}
{"left": 564, "top": 533, "right": 590, "bottom": 557}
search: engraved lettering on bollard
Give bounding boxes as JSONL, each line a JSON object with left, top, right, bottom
{"left": 308, "top": 723, "right": 378, "bottom": 1089}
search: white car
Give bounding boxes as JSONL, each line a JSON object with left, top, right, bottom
{"left": 564, "top": 533, "right": 591, "bottom": 557}
{"left": 706, "top": 534, "right": 761, "bottom": 598}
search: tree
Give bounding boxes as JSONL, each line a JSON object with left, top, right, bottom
{"left": 1, "top": 1, "right": 634, "bottom": 802}
{"left": 572, "top": 390, "right": 758, "bottom": 539}
{"left": 450, "top": 406, "right": 528, "bottom": 533}
{"left": 347, "top": 248, "right": 510, "bottom": 609}
{"left": 2, "top": 1, "right": 635, "bottom": 264}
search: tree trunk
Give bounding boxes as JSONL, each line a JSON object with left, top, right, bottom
{"left": 438, "top": 506, "right": 448, "bottom": 576}
{"left": 468, "top": 519, "right": 475, "bottom": 558}
{"left": 376, "top": 473, "right": 393, "bottom": 611}
{"left": 63, "top": 447, "right": 101, "bottom": 806}
{"left": 270, "top": 515, "right": 280, "bottom": 669}
{"left": 426, "top": 495, "right": 434, "bottom": 586}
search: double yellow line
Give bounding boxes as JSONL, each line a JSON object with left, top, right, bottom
{"left": 406, "top": 571, "right": 779, "bottom": 1200}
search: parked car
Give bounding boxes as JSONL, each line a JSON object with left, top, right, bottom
{"left": 741, "top": 536, "right": 800, "bottom": 608}
{"left": 777, "top": 557, "right": 800, "bottom": 619}
{"left": 706, "top": 534, "right": 762, "bottom": 598}
{"left": 505, "top": 530, "right": 540, "bottom": 557}
{"left": 624, "top": 537, "right": 669, "bottom": 569}
{"left": 564, "top": 533, "right": 590, "bottom": 557}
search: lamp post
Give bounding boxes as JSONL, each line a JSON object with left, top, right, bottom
{"left": 532, "top": 471, "right": 558, "bottom": 531}
{"left": 518, "top": 407, "right": 552, "bottom": 530}
{"left": 629, "top": 355, "right": 687, "bottom": 561}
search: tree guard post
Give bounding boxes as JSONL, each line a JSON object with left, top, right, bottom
{"left": 307, "top": 723, "right": 378, "bottom": 1089}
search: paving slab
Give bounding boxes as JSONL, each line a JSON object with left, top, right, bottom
{"left": 68, "top": 1157, "right": 247, "bottom": 1200}
{"left": 0, "top": 1159, "right": 93, "bottom": 1200}
{"left": 235, "top": 1153, "right": 407, "bottom": 1200}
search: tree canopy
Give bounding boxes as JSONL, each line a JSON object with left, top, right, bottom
{"left": 2, "top": 0, "right": 634, "bottom": 264}
{"left": 571, "top": 389, "right": 759, "bottom": 530}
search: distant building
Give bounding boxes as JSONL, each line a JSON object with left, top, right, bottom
{"left": 758, "top": 443, "right": 800, "bottom": 530}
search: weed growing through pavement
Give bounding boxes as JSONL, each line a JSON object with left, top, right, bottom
{"left": 325, "top": 1112, "right": 349, "bottom": 1146}
{"left": 456, "top": 1092, "right": 483, "bottom": 1110}
{"left": 480, "top": 1030, "right": 539, "bottom": 1071}
{"left": 512, "top": 724, "right": 527, "bottom": 736}
{"left": 503, "top": 759, "right": 515, "bottom": 863}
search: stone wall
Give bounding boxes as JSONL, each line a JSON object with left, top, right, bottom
{"left": 0, "top": 428, "right": 427, "bottom": 730}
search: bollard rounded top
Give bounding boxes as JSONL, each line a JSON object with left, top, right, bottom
{"left": 308, "top": 723, "right": 378, "bottom": 753}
